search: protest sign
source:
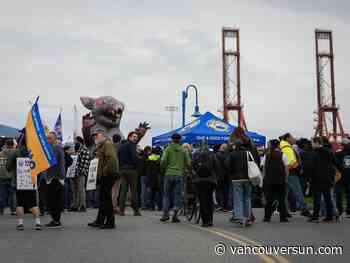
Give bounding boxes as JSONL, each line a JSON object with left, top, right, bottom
{"left": 86, "top": 158, "right": 98, "bottom": 191}
{"left": 66, "top": 155, "right": 78, "bottom": 178}
{"left": 17, "top": 158, "right": 37, "bottom": 190}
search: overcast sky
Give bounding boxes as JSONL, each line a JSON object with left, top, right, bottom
{"left": 1, "top": 0, "right": 349, "bottom": 146}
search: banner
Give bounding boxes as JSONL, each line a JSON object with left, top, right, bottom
{"left": 86, "top": 158, "right": 98, "bottom": 191}
{"left": 54, "top": 112, "right": 63, "bottom": 142}
{"left": 17, "top": 158, "right": 37, "bottom": 190}
{"left": 66, "top": 155, "right": 78, "bottom": 178}
{"left": 26, "top": 97, "right": 57, "bottom": 180}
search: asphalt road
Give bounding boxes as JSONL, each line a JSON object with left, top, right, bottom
{"left": 0, "top": 208, "right": 348, "bottom": 263}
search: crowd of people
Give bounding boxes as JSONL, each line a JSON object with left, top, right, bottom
{"left": 1, "top": 126, "right": 350, "bottom": 230}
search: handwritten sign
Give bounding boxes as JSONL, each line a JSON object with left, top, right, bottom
{"left": 17, "top": 158, "right": 37, "bottom": 190}
{"left": 86, "top": 158, "right": 98, "bottom": 191}
{"left": 66, "top": 155, "right": 78, "bottom": 178}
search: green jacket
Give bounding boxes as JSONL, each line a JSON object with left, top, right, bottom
{"left": 161, "top": 143, "right": 191, "bottom": 177}
{"left": 0, "top": 148, "right": 16, "bottom": 181}
{"left": 6, "top": 146, "right": 28, "bottom": 186}
{"left": 96, "top": 139, "right": 119, "bottom": 178}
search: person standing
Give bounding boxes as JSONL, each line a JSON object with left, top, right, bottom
{"left": 0, "top": 139, "right": 16, "bottom": 215}
{"left": 6, "top": 134, "right": 42, "bottom": 230}
{"left": 88, "top": 128, "right": 118, "bottom": 229}
{"left": 74, "top": 137, "right": 90, "bottom": 212}
{"left": 215, "top": 143, "right": 229, "bottom": 211}
{"left": 63, "top": 145, "right": 73, "bottom": 211}
{"left": 230, "top": 127, "right": 260, "bottom": 167}
{"left": 230, "top": 127, "right": 260, "bottom": 220}
{"left": 145, "top": 147, "right": 162, "bottom": 210}
{"left": 118, "top": 132, "right": 141, "bottom": 216}
{"left": 192, "top": 142, "right": 218, "bottom": 227}
{"left": 111, "top": 134, "right": 122, "bottom": 214}
{"left": 45, "top": 131, "right": 66, "bottom": 228}
{"left": 335, "top": 138, "right": 350, "bottom": 218}
{"left": 68, "top": 141, "right": 80, "bottom": 212}
{"left": 140, "top": 146, "right": 152, "bottom": 210}
{"left": 308, "top": 137, "right": 338, "bottom": 223}
{"left": 160, "top": 133, "right": 191, "bottom": 223}
{"left": 262, "top": 139, "right": 289, "bottom": 223}
{"left": 298, "top": 139, "right": 316, "bottom": 196}
{"left": 226, "top": 140, "right": 252, "bottom": 227}
{"left": 280, "top": 133, "right": 311, "bottom": 217}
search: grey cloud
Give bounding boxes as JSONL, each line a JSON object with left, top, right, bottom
{"left": 255, "top": 0, "right": 350, "bottom": 21}
{"left": 1, "top": 0, "right": 350, "bottom": 145}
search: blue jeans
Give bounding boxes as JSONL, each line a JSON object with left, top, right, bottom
{"left": 288, "top": 175, "right": 307, "bottom": 211}
{"left": 163, "top": 176, "right": 184, "bottom": 215}
{"left": 0, "top": 180, "right": 15, "bottom": 211}
{"left": 141, "top": 176, "right": 150, "bottom": 208}
{"left": 320, "top": 188, "right": 337, "bottom": 217}
{"left": 232, "top": 181, "right": 251, "bottom": 220}
{"left": 314, "top": 188, "right": 334, "bottom": 219}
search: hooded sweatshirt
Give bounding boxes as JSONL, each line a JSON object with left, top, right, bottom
{"left": 161, "top": 143, "right": 191, "bottom": 177}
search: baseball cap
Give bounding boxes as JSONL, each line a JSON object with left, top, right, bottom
{"left": 91, "top": 127, "right": 107, "bottom": 136}
{"left": 171, "top": 133, "right": 182, "bottom": 141}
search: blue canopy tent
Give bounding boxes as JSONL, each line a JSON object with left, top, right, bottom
{"left": 152, "top": 112, "right": 266, "bottom": 147}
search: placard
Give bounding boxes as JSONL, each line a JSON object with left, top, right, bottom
{"left": 66, "top": 155, "right": 78, "bottom": 178}
{"left": 17, "top": 158, "right": 37, "bottom": 190}
{"left": 86, "top": 158, "right": 98, "bottom": 191}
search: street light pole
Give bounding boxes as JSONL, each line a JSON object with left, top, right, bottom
{"left": 182, "top": 84, "right": 201, "bottom": 127}
{"left": 165, "top": 106, "right": 179, "bottom": 130}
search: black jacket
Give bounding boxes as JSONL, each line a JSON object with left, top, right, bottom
{"left": 299, "top": 149, "right": 317, "bottom": 181}
{"left": 311, "top": 147, "right": 338, "bottom": 191}
{"left": 264, "top": 150, "right": 286, "bottom": 185}
{"left": 215, "top": 151, "right": 229, "bottom": 182}
{"left": 47, "top": 144, "right": 66, "bottom": 180}
{"left": 137, "top": 153, "right": 147, "bottom": 178}
{"left": 64, "top": 153, "right": 73, "bottom": 173}
{"left": 192, "top": 151, "right": 218, "bottom": 185}
{"left": 225, "top": 150, "right": 248, "bottom": 181}
{"left": 118, "top": 141, "right": 138, "bottom": 169}
{"left": 145, "top": 154, "right": 161, "bottom": 189}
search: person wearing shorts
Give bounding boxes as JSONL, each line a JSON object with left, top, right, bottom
{"left": 6, "top": 134, "right": 42, "bottom": 231}
{"left": 15, "top": 189, "right": 41, "bottom": 230}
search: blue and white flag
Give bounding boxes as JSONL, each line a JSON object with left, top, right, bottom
{"left": 54, "top": 112, "right": 63, "bottom": 142}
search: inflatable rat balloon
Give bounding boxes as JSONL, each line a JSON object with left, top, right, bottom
{"left": 80, "top": 96, "right": 150, "bottom": 147}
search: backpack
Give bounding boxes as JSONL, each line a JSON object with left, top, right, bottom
{"left": 192, "top": 151, "right": 214, "bottom": 178}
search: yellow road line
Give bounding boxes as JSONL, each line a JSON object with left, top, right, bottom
{"left": 145, "top": 214, "right": 283, "bottom": 263}
{"left": 189, "top": 223, "right": 278, "bottom": 263}
{"left": 210, "top": 227, "right": 292, "bottom": 263}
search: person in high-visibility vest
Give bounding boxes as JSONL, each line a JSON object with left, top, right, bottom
{"left": 280, "top": 133, "right": 311, "bottom": 217}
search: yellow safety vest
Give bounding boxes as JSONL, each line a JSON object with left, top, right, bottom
{"left": 280, "top": 140, "right": 299, "bottom": 170}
